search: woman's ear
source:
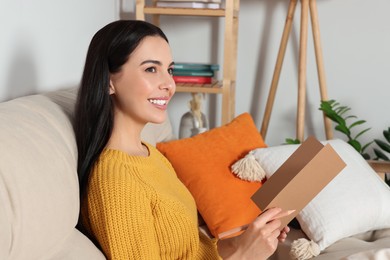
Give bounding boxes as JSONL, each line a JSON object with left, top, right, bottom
{"left": 109, "top": 80, "right": 115, "bottom": 95}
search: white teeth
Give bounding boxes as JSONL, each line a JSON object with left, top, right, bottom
{"left": 149, "top": 99, "right": 167, "bottom": 105}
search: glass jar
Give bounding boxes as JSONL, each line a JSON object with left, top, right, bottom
{"left": 179, "top": 111, "right": 209, "bottom": 139}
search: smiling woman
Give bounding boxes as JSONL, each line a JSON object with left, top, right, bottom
{"left": 73, "top": 20, "right": 291, "bottom": 260}
{"left": 73, "top": 20, "right": 220, "bottom": 259}
{"left": 107, "top": 35, "right": 176, "bottom": 155}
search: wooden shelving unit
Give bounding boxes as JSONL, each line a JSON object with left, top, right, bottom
{"left": 135, "top": 0, "right": 240, "bottom": 125}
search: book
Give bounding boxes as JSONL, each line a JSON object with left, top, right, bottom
{"left": 156, "top": 1, "right": 220, "bottom": 9}
{"left": 218, "top": 136, "right": 346, "bottom": 239}
{"left": 157, "top": 0, "right": 221, "bottom": 3}
{"left": 173, "top": 62, "right": 219, "bottom": 71}
{"left": 173, "top": 69, "right": 214, "bottom": 77}
{"left": 173, "top": 75, "right": 212, "bottom": 84}
{"left": 251, "top": 136, "right": 346, "bottom": 229}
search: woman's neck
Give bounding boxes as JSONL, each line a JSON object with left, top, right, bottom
{"left": 106, "top": 116, "right": 149, "bottom": 157}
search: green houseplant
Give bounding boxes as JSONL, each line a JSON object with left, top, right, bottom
{"left": 286, "top": 100, "right": 389, "bottom": 186}
{"left": 319, "top": 100, "right": 372, "bottom": 159}
{"left": 373, "top": 127, "right": 390, "bottom": 161}
{"left": 373, "top": 127, "right": 390, "bottom": 185}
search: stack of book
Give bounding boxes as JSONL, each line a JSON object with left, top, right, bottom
{"left": 156, "top": 0, "right": 222, "bottom": 9}
{"left": 172, "top": 62, "right": 219, "bottom": 84}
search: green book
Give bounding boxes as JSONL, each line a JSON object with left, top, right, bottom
{"left": 173, "top": 62, "right": 219, "bottom": 71}
{"left": 173, "top": 69, "right": 214, "bottom": 77}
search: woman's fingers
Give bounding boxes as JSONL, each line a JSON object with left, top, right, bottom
{"left": 226, "top": 208, "right": 294, "bottom": 259}
{"left": 251, "top": 208, "right": 294, "bottom": 243}
{"left": 256, "top": 208, "right": 296, "bottom": 226}
{"left": 272, "top": 209, "right": 296, "bottom": 220}
{"left": 255, "top": 207, "right": 283, "bottom": 226}
{"left": 282, "top": 226, "right": 290, "bottom": 234}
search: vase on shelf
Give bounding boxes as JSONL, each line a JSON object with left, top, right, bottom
{"left": 179, "top": 93, "right": 209, "bottom": 139}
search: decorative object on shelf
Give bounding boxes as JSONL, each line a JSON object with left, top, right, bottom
{"left": 174, "top": 62, "right": 219, "bottom": 71}
{"left": 173, "top": 75, "right": 212, "bottom": 84}
{"left": 173, "top": 62, "right": 219, "bottom": 84}
{"left": 156, "top": 0, "right": 222, "bottom": 3}
{"left": 179, "top": 93, "right": 209, "bottom": 138}
{"left": 156, "top": 1, "right": 221, "bottom": 9}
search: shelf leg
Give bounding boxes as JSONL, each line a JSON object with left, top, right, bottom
{"left": 260, "top": 0, "right": 298, "bottom": 139}
{"left": 310, "top": 0, "right": 333, "bottom": 140}
{"left": 135, "top": 0, "right": 145, "bottom": 20}
{"left": 296, "top": 0, "right": 309, "bottom": 142}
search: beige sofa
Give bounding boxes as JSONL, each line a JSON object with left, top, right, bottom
{"left": 1, "top": 88, "right": 389, "bottom": 259}
{"left": 0, "top": 88, "right": 173, "bottom": 260}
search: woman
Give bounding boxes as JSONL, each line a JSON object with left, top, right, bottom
{"left": 74, "top": 20, "right": 289, "bottom": 259}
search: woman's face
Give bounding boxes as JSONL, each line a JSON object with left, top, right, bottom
{"left": 109, "top": 35, "right": 176, "bottom": 126}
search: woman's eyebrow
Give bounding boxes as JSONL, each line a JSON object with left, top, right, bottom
{"left": 140, "top": 60, "right": 161, "bottom": 66}
{"left": 140, "top": 60, "right": 175, "bottom": 67}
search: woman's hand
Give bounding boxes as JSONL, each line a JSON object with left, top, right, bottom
{"left": 217, "top": 207, "right": 291, "bottom": 260}
{"left": 278, "top": 226, "right": 290, "bottom": 243}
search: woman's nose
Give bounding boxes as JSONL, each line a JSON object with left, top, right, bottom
{"left": 159, "top": 74, "right": 176, "bottom": 91}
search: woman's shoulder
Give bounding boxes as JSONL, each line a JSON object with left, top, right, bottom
{"left": 144, "top": 142, "right": 174, "bottom": 169}
{"left": 92, "top": 149, "right": 140, "bottom": 179}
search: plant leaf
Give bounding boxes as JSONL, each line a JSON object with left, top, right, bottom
{"left": 336, "top": 106, "right": 351, "bottom": 116}
{"left": 373, "top": 148, "right": 390, "bottom": 161}
{"left": 285, "top": 138, "right": 301, "bottom": 145}
{"left": 355, "top": 127, "right": 371, "bottom": 140}
{"left": 350, "top": 120, "right": 366, "bottom": 129}
{"left": 375, "top": 139, "right": 390, "bottom": 153}
{"left": 361, "top": 141, "right": 373, "bottom": 153}
{"left": 348, "top": 139, "right": 362, "bottom": 153}
{"left": 384, "top": 128, "right": 390, "bottom": 143}
{"left": 362, "top": 153, "right": 371, "bottom": 160}
{"left": 344, "top": 115, "right": 357, "bottom": 120}
{"left": 335, "top": 125, "right": 351, "bottom": 136}
{"left": 385, "top": 174, "right": 390, "bottom": 186}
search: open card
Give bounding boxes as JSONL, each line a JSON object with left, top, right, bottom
{"left": 250, "top": 136, "right": 347, "bottom": 230}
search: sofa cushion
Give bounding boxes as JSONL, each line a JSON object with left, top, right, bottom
{"left": 270, "top": 228, "right": 390, "bottom": 260}
{"left": 249, "top": 139, "right": 390, "bottom": 252}
{"left": 0, "top": 87, "right": 176, "bottom": 259}
{"left": 157, "top": 113, "right": 267, "bottom": 239}
{"left": 45, "top": 88, "right": 175, "bottom": 146}
{"left": 46, "top": 229, "right": 105, "bottom": 259}
{"left": 0, "top": 89, "right": 80, "bottom": 259}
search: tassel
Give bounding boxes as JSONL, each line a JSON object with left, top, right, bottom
{"left": 231, "top": 151, "right": 266, "bottom": 182}
{"left": 289, "top": 238, "right": 320, "bottom": 260}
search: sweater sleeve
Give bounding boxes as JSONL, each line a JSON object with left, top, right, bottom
{"left": 86, "top": 161, "right": 160, "bottom": 260}
{"left": 197, "top": 230, "right": 221, "bottom": 259}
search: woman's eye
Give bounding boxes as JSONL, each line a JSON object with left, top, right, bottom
{"left": 168, "top": 68, "right": 174, "bottom": 75}
{"left": 145, "top": 67, "right": 156, "bottom": 73}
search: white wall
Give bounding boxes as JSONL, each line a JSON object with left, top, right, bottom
{"left": 1, "top": 0, "right": 389, "bottom": 156}
{"left": 0, "top": 0, "right": 119, "bottom": 100}
{"left": 233, "top": 0, "right": 390, "bottom": 151}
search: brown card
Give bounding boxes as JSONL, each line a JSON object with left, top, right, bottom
{"left": 251, "top": 136, "right": 347, "bottom": 229}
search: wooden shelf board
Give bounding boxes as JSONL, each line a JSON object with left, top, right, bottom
{"left": 367, "top": 160, "right": 390, "bottom": 173}
{"left": 175, "top": 81, "right": 223, "bottom": 94}
{"left": 144, "top": 6, "right": 228, "bottom": 17}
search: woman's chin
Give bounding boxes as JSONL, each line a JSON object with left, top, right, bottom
{"left": 148, "top": 113, "right": 167, "bottom": 125}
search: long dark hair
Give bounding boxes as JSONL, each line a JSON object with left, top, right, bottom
{"left": 74, "top": 20, "right": 168, "bottom": 205}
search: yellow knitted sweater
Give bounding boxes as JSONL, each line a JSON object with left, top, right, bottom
{"left": 80, "top": 143, "right": 220, "bottom": 259}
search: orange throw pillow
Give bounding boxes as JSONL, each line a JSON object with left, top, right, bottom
{"left": 156, "top": 112, "right": 267, "bottom": 239}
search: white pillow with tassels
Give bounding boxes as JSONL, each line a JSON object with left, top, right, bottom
{"left": 231, "top": 139, "right": 390, "bottom": 260}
